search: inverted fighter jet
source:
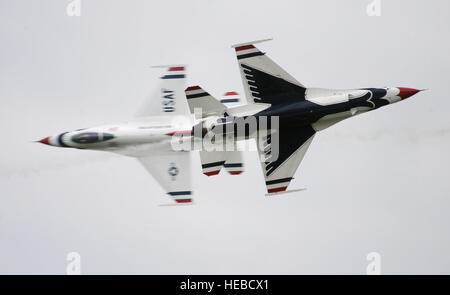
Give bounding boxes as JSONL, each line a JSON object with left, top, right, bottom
{"left": 37, "top": 66, "right": 195, "bottom": 204}
{"left": 188, "top": 39, "right": 423, "bottom": 195}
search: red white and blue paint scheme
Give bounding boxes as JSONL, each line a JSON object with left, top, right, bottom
{"left": 184, "top": 87, "right": 247, "bottom": 177}
{"left": 191, "top": 39, "right": 424, "bottom": 195}
{"left": 37, "top": 66, "right": 195, "bottom": 205}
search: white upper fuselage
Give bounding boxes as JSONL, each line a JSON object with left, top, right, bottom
{"left": 44, "top": 116, "right": 193, "bottom": 157}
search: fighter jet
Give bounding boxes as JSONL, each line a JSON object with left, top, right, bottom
{"left": 187, "top": 39, "right": 423, "bottom": 195}
{"left": 37, "top": 66, "right": 195, "bottom": 204}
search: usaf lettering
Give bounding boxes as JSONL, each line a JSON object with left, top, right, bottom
{"left": 224, "top": 279, "right": 268, "bottom": 290}
{"left": 162, "top": 88, "right": 175, "bottom": 112}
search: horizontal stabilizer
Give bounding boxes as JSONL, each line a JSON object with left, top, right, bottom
{"left": 185, "top": 86, "right": 227, "bottom": 119}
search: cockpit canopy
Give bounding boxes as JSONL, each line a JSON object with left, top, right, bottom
{"left": 71, "top": 132, "right": 115, "bottom": 144}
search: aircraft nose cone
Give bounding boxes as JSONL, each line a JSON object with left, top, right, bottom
{"left": 37, "top": 136, "right": 51, "bottom": 145}
{"left": 397, "top": 87, "right": 421, "bottom": 99}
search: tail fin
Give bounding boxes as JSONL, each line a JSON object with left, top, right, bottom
{"left": 199, "top": 149, "right": 244, "bottom": 176}
{"left": 185, "top": 86, "right": 227, "bottom": 119}
{"left": 220, "top": 91, "right": 244, "bottom": 108}
{"left": 136, "top": 65, "right": 190, "bottom": 117}
{"left": 223, "top": 148, "right": 244, "bottom": 175}
{"left": 199, "top": 150, "right": 226, "bottom": 176}
{"left": 232, "top": 39, "right": 306, "bottom": 106}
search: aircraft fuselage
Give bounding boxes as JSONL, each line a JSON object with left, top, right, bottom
{"left": 37, "top": 116, "right": 193, "bottom": 157}
{"left": 208, "top": 86, "right": 421, "bottom": 140}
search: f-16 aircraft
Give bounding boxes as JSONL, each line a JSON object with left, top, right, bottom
{"left": 187, "top": 39, "right": 423, "bottom": 195}
{"left": 37, "top": 66, "right": 195, "bottom": 204}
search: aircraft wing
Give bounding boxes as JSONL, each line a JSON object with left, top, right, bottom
{"left": 137, "top": 151, "right": 193, "bottom": 204}
{"left": 135, "top": 65, "right": 191, "bottom": 117}
{"left": 257, "top": 122, "right": 315, "bottom": 194}
{"left": 231, "top": 39, "right": 306, "bottom": 106}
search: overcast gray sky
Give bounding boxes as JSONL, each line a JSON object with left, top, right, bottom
{"left": 1, "top": 0, "right": 449, "bottom": 274}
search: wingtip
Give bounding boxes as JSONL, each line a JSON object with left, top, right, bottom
{"left": 151, "top": 64, "right": 187, "bottom": 69}
{"left": 231, "top": 38, "right": 273, "bottom": 48}
{"left": 185, "top": 85, "right": 201, "bottom": 91}
{"left": 265, "top": 188, "right": 307, "bottom": 196}
{"left": 158, "top": 201, "right": 195, "bottom": 207}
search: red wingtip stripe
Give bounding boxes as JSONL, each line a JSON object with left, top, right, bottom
{"left": 224, "top": 91, "right": 239, "bottom": 96}
{"left": 235, "top": 45, "right": 255, "bottom": 52}
{"left": 186, "top": 86, "right": 201, "bottom": 91}
{"left": 169, "top": 66, "right": 185, "bottom": 71}
{"left": 267, "top": 186, "right": 288, "bottom": 194}
{"left": 165, "top": 130, "right": 193, "bottom": 136}
{"left": 228, "top": 171, "right": 243, "bottom": 175}
{"left": 175, "top": 198, "right": 192, "bottom": 203}
{"left": 204, "top": 170, "right": 220, "bottom": 176}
